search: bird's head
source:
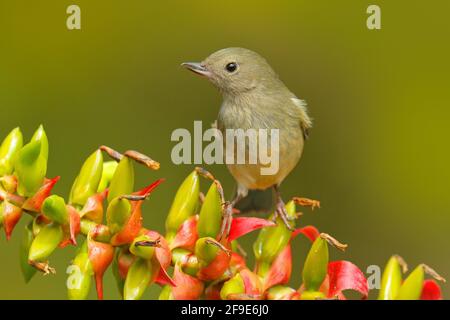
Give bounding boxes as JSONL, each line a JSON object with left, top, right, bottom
{"left": 182, "top": 47, "right": 279, "bottom": 95}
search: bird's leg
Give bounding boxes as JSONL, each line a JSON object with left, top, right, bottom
{"left": 273, "top": 185, "right": 295, "bottom": 231}
{"left": 218, "top": 193, "right": 244, "bottom": 241}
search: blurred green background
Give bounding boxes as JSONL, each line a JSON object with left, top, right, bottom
{"left": 0, "top": 0, "right": 449, "bottom": 299}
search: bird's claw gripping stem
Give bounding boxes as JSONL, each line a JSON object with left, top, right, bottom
{"left": 274, "top": 198, "right": 295, "bottom": 231}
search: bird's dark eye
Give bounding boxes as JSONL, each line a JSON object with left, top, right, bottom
{"left": 225, "top": 62, "right": 238, "bottom": 73}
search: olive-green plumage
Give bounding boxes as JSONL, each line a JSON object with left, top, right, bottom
{"left": 183, "top": 47, "right": 312, "bottom": 213}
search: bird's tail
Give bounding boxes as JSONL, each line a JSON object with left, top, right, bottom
{"left": 234, "top": 188, "right": 274, "bottom": 215}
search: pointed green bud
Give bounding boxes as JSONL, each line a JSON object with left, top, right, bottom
{"left": 172, "top": 248, "right": 200, "bottom": 277}
{"left": 124, "top": 257, "right": 153, "bottom": 300}
{"left": 378, "top": 255, "right": 404, "bottom": 300}
{"left": 0, "top": 127, "right": 23, "bottom": 176}
{"left": 395, "top": 265, "right": 424, "bottom": 300}
{"left": 106, "top": 197, "right": 131, "bottom": 235}
{"left": 70, "top": 150, "right": 103, "bottom": 206}
{"left": 15, "top": 140, "right": 47, "bottom": 197}
{"left": 30, "top": 125, "right": 49, "bottom": 161}
{"left": 302, "top": 236, "right": 329, "bottom": 292}
{"left": 253, "top": 200, "right": 296, "bottom": 266}
{"left": 195, "top": 237, "right": 220, "bottom": 265}
{"left": 80, "top": 219, "right": 111, "bottom": 242}
{"left": 97, "top": 161, "right": 118, "bottom": 193}
{"left": 107, "top": 156, "right": 134, "bottom": 203}
{"left": 129, "top": 235, "right": 156, "bottom": 260}
{"left": 28, "top": 222, "right": 63, "bottom": 262}
{"left": 19, "top": 222, "right": 37, "bottom": 283}
{"left": 197, "top": 182, "right": 222, "bottom": 239}
{"left": 42, "top": 195, "right": 69, "bottom": 225}
{"left": 67, "top": 241, "right": 94, "bottom": 300}
{"left": 220, "top": 273, "right": 245, "bottom": 300}
{"left": 165, "top": 170, "right": 199, "bottom": 236}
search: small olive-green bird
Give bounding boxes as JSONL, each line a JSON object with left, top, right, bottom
{"left": 182, "top": 48, "right": 312, "bottom": 228}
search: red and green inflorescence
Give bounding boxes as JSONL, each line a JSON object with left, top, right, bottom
{"left": 0, "top": 126, "right": 445, "bottom": 300}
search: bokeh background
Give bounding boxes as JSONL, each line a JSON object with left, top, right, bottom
{"left": 0, "top": 0, "right": 449, "bottom": 299}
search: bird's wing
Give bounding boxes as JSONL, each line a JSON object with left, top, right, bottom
{"left": 291, "top": 97, "right": 312, "bottom": 139}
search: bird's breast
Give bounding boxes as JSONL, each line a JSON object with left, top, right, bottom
{"left": 217, "top": 98, "right": 304, "bottom": 189}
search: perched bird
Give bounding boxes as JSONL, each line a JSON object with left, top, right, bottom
{"left": 182, "top": 48, "right": 312, "bottom": 230}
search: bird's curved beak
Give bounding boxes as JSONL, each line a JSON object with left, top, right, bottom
{"left": 181, "top": 62, "right": 211, "bottom": 77}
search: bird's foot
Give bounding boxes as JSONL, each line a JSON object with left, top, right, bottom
{"left": 218, "top": 200, "right": 233, "bottom": 242}
{"left": 274, "top": 198, "right": 295, "bottom": 231}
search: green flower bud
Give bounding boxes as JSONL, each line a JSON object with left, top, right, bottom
{"left": 253, "top": 200, "right": 296, "bottom": 267}
{"left": 97, "top": 161, "right": 118, "bottom": 193}
{"left": 220, "top": 273, "right": 245, "bottom": 300}
{"left": 165, "top": 170, "right": 199, "bottom": 237}
{"left": 378, "top": 255, "right": 404, "bottom": 300}
{"left": 67, "top": 241, "right": 94, "bottom": 300}
{"left": 0, "top": 127, "right": 23, "bottom": 176}
{"left": 395, "top": 265, "right": 424, "bottom": 300}
{"left": 80, "top": 219, "right": 111, "bottom": 242}
{"left": 172, "top": 248, "right": 200, "bottom": 277}
{"left": 124, "top": 257, "right": 153, "bottom": 300}
{"left": 15, "top": 140, "right": 47, "bottom": 197}
{"left": 70, "top": 150, "right": 103, "bottom": 206}
{"left": 107, "top": 156, "right": 134, "bottom": 204}
{"left": 129, "top": 235, "right": 156, "bottom": 260}
{"left": 42, "top": 195, "right": 69, "bottom": 225}
{"left": 32, "top": 216, "right": 45, "bottom": 236}
{"left": 19, "top": 222, "right": 37, "bottom": 283}
{"left": 30, "top": 125, "right": 48, "bottom": 161}
{"left": 197, "top": 182, "right": 222, "bottom": 239}
{"left": 302, "top": 236, "right": 329, "bottom": 292}
{"left": 195, "top": 237, "right": 221, "bottom": 266}
{"left": 28, "top": 222, "right": 63, "bottom": 262}
{"left": 106, "top": 197, "right": 131, "bottom": 235}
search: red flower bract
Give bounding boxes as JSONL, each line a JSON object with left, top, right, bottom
{"left": 421, "top": 280, "right": 442, "bottom": 300}
{"left": 325, "top": 260, "right": 369, "bottom": 300}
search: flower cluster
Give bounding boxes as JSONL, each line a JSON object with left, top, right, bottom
{"left": 0, "top": 126, "right": 445, "bottom": 300}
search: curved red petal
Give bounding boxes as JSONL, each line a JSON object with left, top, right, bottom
{"left": 155, "top": 264, "right": 176, "bottom": 287}
{"left": 88, "top": 239, "right": 114, "bottom": 300}
{"left": 80, "top": 190, "right": 107, "bottom": 224}
{"left": 421, "top": 280, "right": 442, "bottom": 300}
{"left": 3, "top": 201, "right": 22, "bottom": 240}
{"left": 327, "top": 260, "right": 368, "bottom": 300}
{"left": 228, "top": 217, "right": 276, "bottom": 242}
{"left": 240, "top": 269, "right": 263, "bottom": 296}
{"left": 263, "top": 245, "right": 292, "bottom": 291}
{"left": 291, "top": 225, "right": 320, "bottom": 242}
{"left": 198, "top": 250, "right": 231, "bottom": 281}
{"left": 22, "top": 176, "right": 60, "bottom": 212}
{"left": 68, "top": 205, "right": 81, "bottom": 245}
{"left": 170, "top": 215, "right": 198, "bottom": 251}
{"left": 134, "top": 179, "right": 165, "bottom": 196}
{"left": 172, "top": 264, "right": 204, "bottom": 300}
{"left": 111, "top": 201, "right": 143, "bottom": 246}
